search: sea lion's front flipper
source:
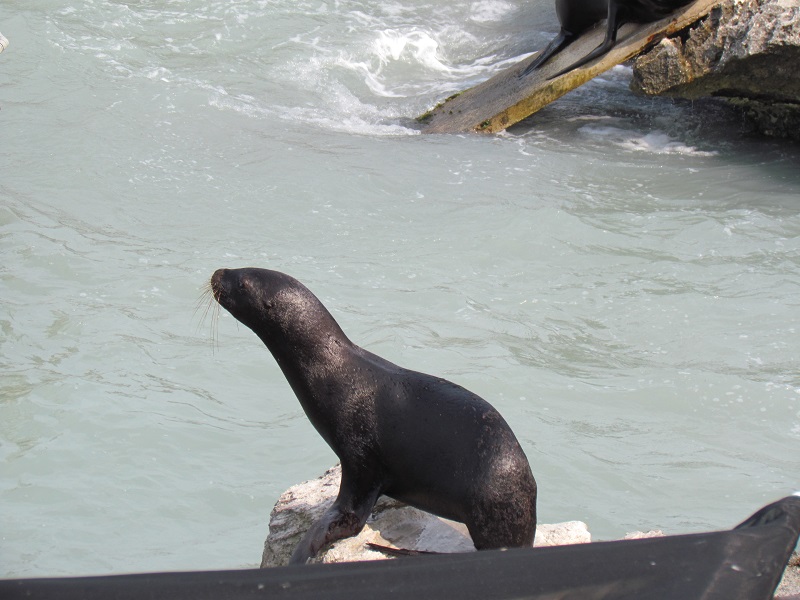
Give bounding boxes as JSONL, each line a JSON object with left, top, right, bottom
{"left": 519, "top": 29, "right": 576, "bottom": 78}
{"left": 548, "top": 1, "right": 624, "bottom": 79}
{"left": 289, "top": 473, "right": 381, "bottom": 565}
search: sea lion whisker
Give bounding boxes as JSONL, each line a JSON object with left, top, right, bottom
{"left": 210, "top": 297, "right": 221, "bottom": 353}
{"left": 195, "top": 284, "right": 221, "bottom": 353}
{"left": 193, "top": 285, "right": 213, "bottom": 328}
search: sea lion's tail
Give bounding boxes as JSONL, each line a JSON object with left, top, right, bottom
{"left": 366, "top": 543, "right": 440, "bottom": 557}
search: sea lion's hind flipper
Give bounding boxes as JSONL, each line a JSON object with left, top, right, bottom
{"left": 547, "top": 1, "right": 623, "bottom": 79}
{"left": 518, "top": 29, "right": 576, "bottom": 78}
{"left": 366, "top": 543, "right": 440, "bottom": 557}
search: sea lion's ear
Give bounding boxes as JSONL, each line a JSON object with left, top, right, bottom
{"left": 238, "top": 273, "right": 252, "bottom": 291}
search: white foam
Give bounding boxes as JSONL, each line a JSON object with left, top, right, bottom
{"left": 372, "top": 29, "right": 446, "bottom": 72}
{"left": 209, "top": 87, "right": 418, "bottom": 137}
{"left": 579, "top": 126, "right": 718, "bottom": 157}
{"left": 469, "top": 0, "right": 516, "bottom": 23}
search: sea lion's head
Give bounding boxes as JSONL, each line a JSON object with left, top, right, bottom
{"left": 210, "top": 268, "right": 339, "bottom": 348}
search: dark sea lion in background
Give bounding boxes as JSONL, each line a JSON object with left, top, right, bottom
{"left": 210, "top": 267, "right": 537, "bottom": 564}
{"left": 519, "top": 0, "right": 607, "bottom": 77}
{"left": 520, "top": 0, "right": 694, "bottom": 79}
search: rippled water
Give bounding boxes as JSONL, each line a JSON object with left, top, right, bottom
{"left": 1, "top": 0, "right": 799, "bottom": 578}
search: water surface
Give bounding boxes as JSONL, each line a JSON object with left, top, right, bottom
{"left": 1, "top": 0, "right": 798, "bottom": 577}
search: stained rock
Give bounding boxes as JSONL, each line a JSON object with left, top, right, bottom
{"left": 261, "top": 465, "right": 591, "bottom": 567}
{"left": 631, "top": 0, "right": 800, "bottom": 140}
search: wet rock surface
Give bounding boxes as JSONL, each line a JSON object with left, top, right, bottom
{"left": 631, "top": 0, "right": 800, "bottom": 140}
{"left": 260, "top": 465, "right": 590, "bottom": 567}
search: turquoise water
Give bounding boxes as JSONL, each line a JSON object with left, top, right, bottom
{"left": 1, "top": 0, "right": 798, "bottom": 577}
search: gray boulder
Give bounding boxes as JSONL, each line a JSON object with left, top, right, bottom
{"left": 630, "top": 0, "right": 800, "bottom": 140}
{"left": 261, "top": 465, "right": 591, "bottom": 567}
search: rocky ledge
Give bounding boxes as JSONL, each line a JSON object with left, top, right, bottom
{"left": 260, "top": 464, "right": 594, "bottom": 567}
{"left": 261, "top": 466, "right": 799, "bottom": 599}
{"left": 630, "top": 0, "right": 800, "bottom": 140}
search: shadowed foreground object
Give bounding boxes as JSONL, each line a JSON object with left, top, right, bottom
{"left": 2, "top": 496, "right": 799, "bottom": 600}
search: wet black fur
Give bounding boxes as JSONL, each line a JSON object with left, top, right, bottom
{"left": 211, "top": 268, "right": 537, "bottom": 564}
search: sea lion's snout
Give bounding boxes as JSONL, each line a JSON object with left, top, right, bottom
{"left": 210, "top": 268, "right": 228, "bottom": 303}
{"left": 211, "top": 268, "right": 260, "bottom": 315}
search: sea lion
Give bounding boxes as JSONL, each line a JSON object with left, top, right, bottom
{"left": 210, "top": 267, "right": 537, "bottom": 564}
{"left": 520, "top": 0, "right": 694, "bottom": 79}
{"left": 519, "top": 0, "right": 607, "bottom": 78}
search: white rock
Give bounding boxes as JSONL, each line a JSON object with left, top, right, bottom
{"left": 261, "top": 465, "right": 591, "bottom": 567}
{"left": 623, "top": 530, "right": 666, "bottom": 540}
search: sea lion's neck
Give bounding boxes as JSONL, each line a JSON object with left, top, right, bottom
{"left": 256, "top": 313, "right": 354, "bottom": 446}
